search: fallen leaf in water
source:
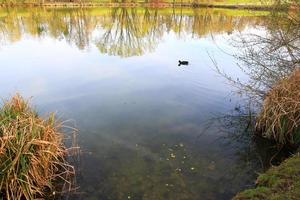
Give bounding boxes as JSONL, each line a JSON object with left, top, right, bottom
{"left": 208, "top": 161, "right": 215, "bottom": 171}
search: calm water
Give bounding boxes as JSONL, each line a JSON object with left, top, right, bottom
{"left": 0, "top": 7, "right": 270, "bottom": 200}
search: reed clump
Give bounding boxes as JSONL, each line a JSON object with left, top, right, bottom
{"left": 256, "top": 70, "right": 300, "bottom": 146}
{"left": 0, "top": 94, "right": 75, "bottom": 200}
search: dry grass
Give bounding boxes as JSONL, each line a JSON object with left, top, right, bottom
{"left": 256, "top": 70, "right": 300, "bottom": 146}
{"left": 0, "top": 94, "right": 75, "bottom": 200}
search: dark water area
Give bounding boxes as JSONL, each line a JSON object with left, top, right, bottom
{"left": 0, "top": 7, "right": 278, "bottom": 200}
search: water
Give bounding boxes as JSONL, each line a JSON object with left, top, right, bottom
{"left": 0, "top": 7, "right": 270, "bottom": 200}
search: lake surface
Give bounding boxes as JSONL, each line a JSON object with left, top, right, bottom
{"left": 0, "top": 7, "right": 271, "bottom": 200}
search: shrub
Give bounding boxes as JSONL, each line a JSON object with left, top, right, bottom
{"left": 0, "top": 94, "right": 75, "bottom": 200}
{"left": 256, "top": 70, "right": 300, "bottom": 146}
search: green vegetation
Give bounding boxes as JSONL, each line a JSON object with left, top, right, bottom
{"left": 0, "top": 0, "right": 264, "bottom": 3}
{"left": 256, "top": 70, "right": 300, "bottom": 146}
{"left": 0, "top": 0, "right": 284, "bottom": 9}
{"left": 233, "top": 153, "right": 300, "bottom": 200}
{"left": 207, "top": 0, "right": 272, "bottom": 5}
{"left": 0, "top": 94, "right": 74, "bottom": 199}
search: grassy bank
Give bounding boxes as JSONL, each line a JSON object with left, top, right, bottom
{"left": 233, "top": 70, "right": 300, "bottom": 199}
{"left": 0, "top": 0, "right": 290, "bottom": 10}
{"left": 233, "top": 153, "right": 300, "bottom": 200}
{"left": 0, "top": 0, "right": 273, "bottom": 5}
{"left": 0, "top": 3, "right": 277, "bottom": 10}
{"left": 0, "top": 95, "right": 75, "bottom": 199}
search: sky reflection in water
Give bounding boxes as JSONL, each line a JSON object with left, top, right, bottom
{"left": 0, "top": 8, "right": 269, "bottom": 200}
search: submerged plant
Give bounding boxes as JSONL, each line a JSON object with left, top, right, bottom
{"left": 256, "top": 70, "right": 300, "bottom": 146}
{"left": 0, "top": 94, "right": 75, "bottom": 200}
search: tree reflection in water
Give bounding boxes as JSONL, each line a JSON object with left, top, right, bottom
{"left": 0, "top": 7, "right": 267, "bottom": 57}
{"left": 0, "top": 7, "right": 287, "bottom": 200}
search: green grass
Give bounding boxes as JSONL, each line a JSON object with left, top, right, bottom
{"left": 163, "top": 0, "right": 274, "bottom": 6}
{"left": 0, "top": 7, "right": 270, "bottom": 18}
{"left": 233, "top": 153, "right": 300, "bottom": 200}
{"left": 0, "top": 0, "right": 276, "bottom": 6}
{"left": 205, "top": 0, "right": 273, "bottom": 6}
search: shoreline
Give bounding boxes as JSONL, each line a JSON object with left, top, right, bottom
{"left": 234, "top": 69, "right": 300, "bottom": 199}
{"left": 0, "top": 2, "right": 284, "bottom": 11}
{"left": 233, "top": 152, "right": 300, "bottom": 199}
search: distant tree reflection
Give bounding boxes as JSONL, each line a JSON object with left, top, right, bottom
{"left": 95, "top": 8, "right": 160, "bottom": 57}
{"left": 0, "top": 7, "right": 265, "bottom": 57}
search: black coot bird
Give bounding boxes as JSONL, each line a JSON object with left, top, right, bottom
{"left": 178, "top": 60, "right": 189, "bottom": 66}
